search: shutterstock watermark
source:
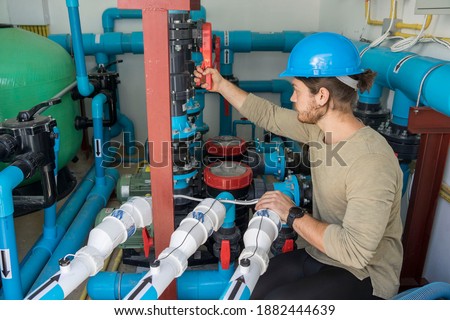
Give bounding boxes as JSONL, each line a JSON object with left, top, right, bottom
{"left": 100, "top": 131, "right": 348, "bottom": 170}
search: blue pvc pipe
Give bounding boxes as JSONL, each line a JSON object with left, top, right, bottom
{"left": 88, "top": 261, "right": 235, "bottom": 300}
{"left": 355, "top": 42, "right": 450, "bottom": 118}
{"left": 178, "top": 263, "right": 235, "bottom": 299}
{"left": 392, "top": 89, "right": 415, "bottom": 127}
{"left": 92, "top": 93, "right": 107, "bottom": 185}
{"left": 217, "top": 192, "right": 235, "bottom": 229}
{"left": 66, "top": 0, "right": 94, "bottom": 97}
{"left": 359, "top": 82, "right": 383, "bottom": 105}
{"left": 19, "top": 165, "right": 96, "bottom": 295}
{"left": 30, "top": 168, "right": 119, "bottom": 293}
{"left": 393, "top": 282, "right": 450, "bottom": 300}
{"left": 0, "top": 166, "right": 25, "bottom": 299}
{"left": 49, "top": 32, "right": 144, "bottom": 56}
{"left": 213, "top": 31, "right": 307, "bottom": 53}
{"left": 213, "top": 31, "right": 308, "bottom": 77}
{"left": 102, "top": 8, "right": 142, "bottom": 33}
{"left": 273, "top": 175, "right": 301, "bottom": 206}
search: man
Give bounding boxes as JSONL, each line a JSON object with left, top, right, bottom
{"left": 194, "top": 32, "right": 403, "bottom": 300}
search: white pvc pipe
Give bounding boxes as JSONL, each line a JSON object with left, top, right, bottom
{"left": 221, "top": 209, "right": 281, "bottom": 300}
{"left": 125, "top": 198, "right": 226, "bottom": 300}
{"left": 26, "top": 196, "right": 153, "bottom": 299}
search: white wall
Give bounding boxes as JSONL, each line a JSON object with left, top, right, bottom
{"left": 0, "top": 0, "right": 9, "bottom": 23}
{"left": 319, "top": 0, "right": 450, "bottom": 284}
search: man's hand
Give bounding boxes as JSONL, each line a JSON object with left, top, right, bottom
{"left": 194, "top": 66, "right": 224, "bottom": 92}
{"left": 255, "top": 191, "right": 295, "bottom": 222}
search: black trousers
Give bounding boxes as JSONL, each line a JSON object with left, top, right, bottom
{"left": 251, "top": 249, "right": 381, "bottom": 300}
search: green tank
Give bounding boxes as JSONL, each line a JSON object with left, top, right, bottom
{"left": 0, "top": 27, "right": 82, "bottom": 184}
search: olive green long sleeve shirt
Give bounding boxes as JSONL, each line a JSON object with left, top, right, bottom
{"left": 240, "top": 94, "right": 403, "bottom": 299}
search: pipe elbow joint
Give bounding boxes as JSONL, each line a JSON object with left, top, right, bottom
{"left": 76, "top": 76, "right": 94, "bottom": 97}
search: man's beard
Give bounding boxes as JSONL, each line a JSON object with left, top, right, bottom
{"left": 297, "top": 102, "right": 328, "bottom": 124}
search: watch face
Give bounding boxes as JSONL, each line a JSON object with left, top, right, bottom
{"left": 287, "top": 206, "right": 305, "bottom": 228}
{"left": 289, "top": 206, "right": 305, "bottom": 218}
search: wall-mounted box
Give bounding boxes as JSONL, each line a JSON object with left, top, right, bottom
{"left": 415, "top": 0, "right": 450, "bottom": 14}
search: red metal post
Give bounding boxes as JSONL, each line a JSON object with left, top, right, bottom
{"left": 117, "top": 0, "right": 200, "bottom": 299}
{"left": 401, "top": 107, "right": 450, "bottom": 289}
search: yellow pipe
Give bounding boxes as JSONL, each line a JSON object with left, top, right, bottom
{"left": 396, "top": 15, "right": 433, "bottom": 31}
{"left": 365, "top": 1, "right": 432, "bottom": 33}
{"left": 393, "top": 31, "right": 450, "bottom": 43}
{"left": 365, "top": 0, "right": 384, "bottom": 26}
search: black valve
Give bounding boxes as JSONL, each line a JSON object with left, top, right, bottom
{"left": 0, "top": 134, "right": 18, "bottom": 162}
{"left": 16, "top": 98, "right": 62, "bottom": 123}
{"left": 12, "top": 152, "right": 46, "bottom": 179}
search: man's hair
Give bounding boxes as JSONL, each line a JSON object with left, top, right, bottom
{"left": 296, "top": 70, "right": 377, "bottom": 112}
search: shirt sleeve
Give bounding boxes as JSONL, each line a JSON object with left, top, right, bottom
{"left": 323, "top": 153, "right": 401, "bottom": 269}
{"left": 239, "top": 93, "right": 317, "bottom": 143}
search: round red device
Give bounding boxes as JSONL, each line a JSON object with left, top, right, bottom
{"left": 203, "top": 161, "right": 253, "bottom": 191}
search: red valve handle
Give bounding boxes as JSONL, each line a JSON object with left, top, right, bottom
{"left": 200, "top": 22, "right": 213, "bottom": 90}
{"left": 220, "top": 239, "right": 231, "bottom": 270}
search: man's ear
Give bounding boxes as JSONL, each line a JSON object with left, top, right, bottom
{"left": 315, "top": 87, "right": 330, "bottom": 107}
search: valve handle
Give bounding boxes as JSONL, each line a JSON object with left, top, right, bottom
{"left": 200, "top": 22, "right": 213, "bottom": 90}
{"left": 220, "top": 239, "right": 231, "bottom": 270}
{"left": 17, "top": 98, "right": 62, "bottom": 122}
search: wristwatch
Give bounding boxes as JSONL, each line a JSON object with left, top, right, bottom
{"left": 286, "top": 206, "right": 306, "bottom": 228}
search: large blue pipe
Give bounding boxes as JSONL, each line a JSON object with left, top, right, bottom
{"left": 66, "top": 0, "right": 94, "bottom": 96}
{"left": 19, "top": 165, "right": 96, "bottom": 294}
{"left": 49, "top": 32, "right": 144, "bottom": 56}
{"left": 102, "top": 8, "right": 142, "bottom": 33}
{"left": 92, "top": 94, "right": 107, "bottom": 185}
{"left": 0, "top": 166, "right": 25, "bottom": 299}
{"left": 355, "top": 42, "right": 450, "bottom": 119}
{"left": 87, "top": 264, "right": 235, "bottom": 300}
{"left": 213, "top": 31, "right": 308, "bottom": 76}
{"left": 30, "top": 168, "right": 119, "bottom": 293}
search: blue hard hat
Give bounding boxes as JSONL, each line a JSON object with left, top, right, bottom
{"left": 280, "top": 32, "right": 364, "bottom": 77}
